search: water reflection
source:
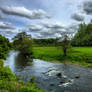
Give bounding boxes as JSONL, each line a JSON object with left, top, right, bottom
{"left": 15, "top": 53, "right": 33, "bottom": 69}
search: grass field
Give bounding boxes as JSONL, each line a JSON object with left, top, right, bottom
{"left": 33, "top": 47, "right": 92, "bottom": 67}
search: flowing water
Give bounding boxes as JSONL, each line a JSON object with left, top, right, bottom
{"left": 5, "top": 51, "right": 92, "bottom": 92}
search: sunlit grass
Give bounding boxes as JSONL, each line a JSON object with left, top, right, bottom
{"left": 33, "top": 46, "right": 92, "bottom": 67}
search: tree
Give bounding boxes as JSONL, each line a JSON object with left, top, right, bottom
{"left": 71, "top": 22, "right": 92, "bottom": 46}
{"left": 0, "top": 35, "right": 11, "bottom": 59}
{"left": 58, "top": 33, "right": 72, "bottom": 57}
{"left": 13, "top": 32, "right": 33, "bottom": 60}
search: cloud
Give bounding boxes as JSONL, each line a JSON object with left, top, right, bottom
{"left": 0, "top": 6, "right": 51, "bottom": 19}
{"left": 27, "top": 24, "right": 43, "bottom": 32}
{"left": 0, "top": 22, "right": 15, "bottom": 29}
{"left": 0, "top": 15, "right": 5, "bottom": 19}
{"left": 31, "top": 21, "right": 79, "bottom": 39}
{"left": 0, "top": 27, "right": 20, "bottom": 40}
{"left": 83, "top": 1, "right": 92, "bottom": 15}
{"left": 71, "top": 12, "right": 85, "bottom": 21}
{"left": 41, "top": 21, "right": 65, "bottom": 29}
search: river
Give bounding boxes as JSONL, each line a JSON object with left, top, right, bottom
{"left": 5, "top": 51, "right": 92, "bottom": 92}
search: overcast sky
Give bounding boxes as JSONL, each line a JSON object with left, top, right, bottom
{"left": 0, "top": 0, "right": 92, "bottom": 39}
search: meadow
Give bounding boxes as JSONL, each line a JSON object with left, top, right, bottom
{"left": 33, "top": 46, "right": 92, "bottom": 67}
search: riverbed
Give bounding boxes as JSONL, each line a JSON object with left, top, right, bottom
{"left": 5, "top": 51, "right": 92, "bottom": 92}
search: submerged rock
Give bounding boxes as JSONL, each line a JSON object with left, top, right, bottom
{"left": 56, "top": 73, "right": 62, "bottom": 78}
{"left": 50, "top": 83, "right": 54, "bottom": 86}
{"left": 60, "top": 81, "right": 65, "bottom": 84}
{"left": 45, "top": 67, "right": 61, "bottom": 76}
{"left": 75, "top": 75, "right": 80, "bottom": 79}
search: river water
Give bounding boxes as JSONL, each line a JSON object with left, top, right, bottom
{"left": 5, "top": 51, "right": 92, "bottom": 92}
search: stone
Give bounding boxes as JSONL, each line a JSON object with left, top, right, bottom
{"left": 56, "top": 73, "right": 62, "bottom": 78}
{"left": 60, "top": 81, "right": 65, "bottom": 84}
{"left": 50, "top": 83, "right": 54, "bottom": 86}
{"left": 75, "top": 75, "right": 80, "bottom": 79}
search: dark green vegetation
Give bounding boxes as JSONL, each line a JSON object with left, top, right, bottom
{"left": 72, "top": 23, "right": 92, "bottom": 46}
{"left": 33, "top": 47, "right": 92, "bottom": 67}
{"left": 0, "top": 35, "right": 46, "bottom": 92}
{"left": 13, "top": 32, "right": 33, "bottom": 61}
{"left": 33, "top": 38, "right": 57, "bottom": 46}
{"left": 0, "top": 35, "right": 11, "bottom": 59}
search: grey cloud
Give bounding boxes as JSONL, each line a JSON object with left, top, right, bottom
{"left": 71, "top": 13, "right": 85, "bottom": 21}
{"left": 27, "top": 24, "right": 43, "bottom": 32}
{"left": 41, "top": 21, "right": 65, "bottom": 29}
{"left": 0, "top": 6, "right": 51, "bottom": 19}
{"left": 0, "top": 15, "right": 5, "bottom": 19}
{"left": 0, "top": 22, "right": 15, "bottom": 29}
{"left": 27, "top": 21, "right": 79, "bottom": 39}
{"left": 83, "top": 1, "right": 92, "bottom": 14}
{"left": 0, "top": 28, "right": 19, "bottom": 40}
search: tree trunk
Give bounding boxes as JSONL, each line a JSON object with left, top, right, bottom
{"left": 63, "top": 48, "right": 67, "bottom": 56}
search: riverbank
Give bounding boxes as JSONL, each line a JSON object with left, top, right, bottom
{"left": 0, "top": 59, "right": 46, "bottom": 92}
{"left": 33, "top": 47, "right": 92, "bottom": 67}
{"left": 4, "top": 51, "right": 92, "bottom": 92}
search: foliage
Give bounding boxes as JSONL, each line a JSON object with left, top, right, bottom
{"left": 58, "top": 34, "right": 72, "bottom": 56}
{"left": 0, "top": 60, "right": 46, "bottom": 92}
{"left": 0, "top": 35, "right": 11, "bottom": 59}
{"left": 72, "top": 22, "right": 92, "bottom": 46}
{"left": 0, "top": 35, "right": 46, "bottom": 92}
{"left": 33, "top": 46, "right": 92, "bottom": 67}
{"left": 33, "top": 38, "right": 58, "bottom": 46}
{"left": 13, "top": 32, "right": 33, "bottom": 60}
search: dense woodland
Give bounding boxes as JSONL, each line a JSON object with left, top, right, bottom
{"left": 72, "top": 22, "right": 92, "bottom": 46}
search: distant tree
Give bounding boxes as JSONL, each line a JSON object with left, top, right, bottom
{"left": 58, "top": 34, "right": 72, "bottom": 56}
{"left": 71, "top": 22, "right": 92, "bottom": 46}
{"left": 33, "top": 38, "right": 58, "bottom": 46}
{"left": 13, "top": 32, "right": 33, "bottom": 60}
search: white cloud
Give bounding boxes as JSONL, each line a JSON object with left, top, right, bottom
{"left": 0, "top": 6, "right": 51, "bottom": 19}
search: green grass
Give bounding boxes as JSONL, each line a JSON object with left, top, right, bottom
{"left": 33, "top": 46, "right": 92, "bottom": 67}
{"left": 0, "top": 59, "right": 47, "bottom": 92}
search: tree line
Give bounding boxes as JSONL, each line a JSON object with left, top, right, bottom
{"left": 0, "top": 20, "right": 92, "bottom": 60}
{"left": 71, "top": 22, "right": 92, "bottom": 46}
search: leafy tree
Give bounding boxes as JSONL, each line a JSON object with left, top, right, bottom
{"left": 0, "top": 35, "right": 11, "bottom": 59}
{"left": 72, "top": 22, "right": 92, "bottom": 46}
{"left": 58, "top": 34, "right": 71, "bottom": 56}
{"left": 13, "top": 32, "right": 33, "bottom": 60}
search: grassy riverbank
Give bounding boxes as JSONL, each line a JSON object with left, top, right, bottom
{"left": 33, "top": 47, "right": 92, "bottom": 67}
{"left": 0, "top": 35, "right": 46, "bottom": 92}
{"left": 0, "top": 59, "right": 46, "bottom": 92}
